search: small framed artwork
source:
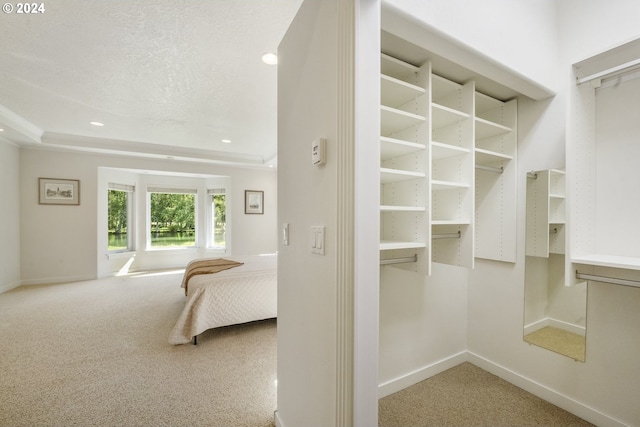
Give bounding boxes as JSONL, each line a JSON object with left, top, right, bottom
{"left": 245, "top": 190, "right": 264, "bottom": 214}
{"left": 39, "top": 178, "right": 80, "bottom": 205}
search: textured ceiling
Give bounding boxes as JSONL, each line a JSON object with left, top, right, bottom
{"left": 0, "top": 0, "right": 302, "bottom": 166}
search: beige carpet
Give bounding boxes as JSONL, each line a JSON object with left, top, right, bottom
{"left": 379, "top": 362, "right": 594, "bottom": 427}
{"left": 0, "top": 271, "right": 277, "bottom": 427}
{"left": 2, "top": 273, "right": 594, "bottom": 427}
{"left": 524, "top": 326, "right": 586, "bottom": 362}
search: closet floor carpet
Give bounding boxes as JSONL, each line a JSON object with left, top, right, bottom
{"left": 379, "top": 362, "right": 594, "bottom": 427}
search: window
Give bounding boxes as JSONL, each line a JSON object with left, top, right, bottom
{"left": 209, "top": 188, "right": 226, "bottom": 249}
{"left": 147, "top": 187, "right": 197, "bottom": 249}
{"left": 107, "top": 183, "right": 134, "bottom": 252}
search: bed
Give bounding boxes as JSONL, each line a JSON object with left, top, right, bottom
{"left": 168, "top": 254, "right": 277, "bottom": 345}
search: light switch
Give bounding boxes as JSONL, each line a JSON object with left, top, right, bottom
{"left": 311, "top": 226, "right": 325, "bottom": 255}
{"left": 282, "top": 223, "right": 289, "bottom": 246}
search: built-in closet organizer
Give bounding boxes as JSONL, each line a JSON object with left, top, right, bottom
{"left": 379, "top": 53, "right": 517, "bottom": 275}
{"left": 568, "top": 38, "right": 640, "bottom": 288}
{"left": 526, "top": 169, "right": 566, "bottom": 258}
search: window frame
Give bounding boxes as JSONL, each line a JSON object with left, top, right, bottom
{"left": 107, "top": 183, "right": 135, "bottom": 253}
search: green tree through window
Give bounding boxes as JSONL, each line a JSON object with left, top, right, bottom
{"left": 149, "top": 192, "right": 196, "bottom": 248}
{"left": 108, "top": 189, "right": 130, "bottom": 251}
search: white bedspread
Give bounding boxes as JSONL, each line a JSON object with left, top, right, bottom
{"left": 169, "top": 254, "right": 277, "bottom": 345}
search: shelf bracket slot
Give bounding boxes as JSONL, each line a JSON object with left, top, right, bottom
{"left": 380, "top": 254, "right": 417, "bottom": 266}
{"left": 575, "top": 270, "right": 640, "bottom": 287}
{"left": 432, "top": 231, "right": 461, "bottom": 240}
{"left": 475, "top": 164, "right": 503, "bottom": 174}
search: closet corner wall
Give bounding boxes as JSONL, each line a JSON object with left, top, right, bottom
{"left": 379, "top": 51, "right": 518, "bottom": 274}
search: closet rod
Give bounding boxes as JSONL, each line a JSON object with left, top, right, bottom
{"left": 527, "top": 172, "right": 538, "bottom": 179}
{"left": 380, "top": 255, "right": 417, "bottom": 266}
{"left": 476, "top": 164, "right": 503, "bottom": 174}
{"left": 576, "top": 57, "right": 640, "bottom": 85}
{"left": 433, "top": 231, "right": 461, "bottom": 240}
{"left": 575, "top": 270, "right": 640, "bottom": 287}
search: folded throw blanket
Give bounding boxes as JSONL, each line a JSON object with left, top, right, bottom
{"left": 181, "top": 258, "right": 244, "bottom": 295}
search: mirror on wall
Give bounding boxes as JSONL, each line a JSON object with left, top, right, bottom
{"left": 523, "top": 169, "right": 587, "bottom": 362}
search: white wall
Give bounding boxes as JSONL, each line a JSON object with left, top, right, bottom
{"left": 19, "top": 146, "right": 277, "bottom": 285}
{"left": 385, "top": 0, "right": 559, "bottom": 91}
{"left": 467, "top": 2, "right": 640, "bottom": 426}
{"left": 0, "top": 140, "right": 21, "bottom": 293}
{"left": 276, "top": 0, "right": 339, "bottom": 424}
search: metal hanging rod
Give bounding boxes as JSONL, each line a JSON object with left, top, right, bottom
{"left": 433, "top": 231, "right": 461, "bottom": 240}
{"left": 380, "top": 255, "right": 417, "bottom": 266}
{"left": 527, "top": 172, "right": 538, "bottom": 179}
{"left": 475, "top": 164, "right": 503, "bottom": 174}
{"left": 576, "top": 270, "right": 640, "bottom": 287}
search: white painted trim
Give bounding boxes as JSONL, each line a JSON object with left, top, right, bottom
{"left": 524, "top": 317, "right": 586, "bottom": 336}
{"left": 274, "top": 410, "right": 285, "bottom": 427}
{"left": 18, "top": 274, "right": 96, "bottom": 287}
{"left": 467, "top": 352, "right": 630, "bottom": 427}
{"left": 378, "top": 351, "right": 468, "bottom": 398}
{"left": 378, "top": 351, "right": 627, "bottom": 427}
{"left": 0, "top": 280, "right": 21, "bottom": 294}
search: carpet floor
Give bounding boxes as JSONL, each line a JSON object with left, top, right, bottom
{"left": 1, "top": 272, "right": 594, "bottom": 427}
{"left": 379, "top": 362, "right": 594, "bottom": 427}
{"left": 0, "top": 271, "right": 277, "bottom": 427}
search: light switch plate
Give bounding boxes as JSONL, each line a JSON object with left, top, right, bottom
{"left": 312, "top": 138, "right": 326, "bottom": 166}
{"left": 311, "top": 225, "right": 325, "bottom": 255}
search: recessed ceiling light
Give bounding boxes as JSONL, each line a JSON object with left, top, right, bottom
{"left": 90, "top": 121, "right": 104, "bottom": 127}
{"left": 222, "top": 139, "right": 232, "bottom": 144}
{"left": 261, "top": 52, "right": 278, "bottom": 65}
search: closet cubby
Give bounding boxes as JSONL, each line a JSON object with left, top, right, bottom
{"left": 526, "top": 169, "right": 566, "bottom": 258}
{"left": 379, "top": 53, "right": 518, "bottom": 274}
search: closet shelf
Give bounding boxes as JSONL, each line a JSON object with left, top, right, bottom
{"left": 571, "top": 254, "right": 640, "bottom": 271}
{"left": 381, "top": 136, "right": 425, "bottom": 160}
{"left": 381, "top": 53, "right": 420, "bottom": 82}
{"left": 475, "top": 117, "right": 512, "bottom": 140}
{"left": 381, "top": 74, "right": 425, "bottom": 107}
{"left": 380, "top": 167, "right": 425, "bottom": 183}
{"left": 380, "top": 240, "right": 426, "bottom": 251}
{"left": 432, "top": 219, "right": 471, "bottom": 226}
{"left": 432, "top": 141, "right": 470, "bottom": 159}
{"left": 381, "top": 105, "right": 425, "bottom": 136}
{"left": 475, "top": 148, "right": 512, "bottom": 165}
{"left": 432, "top": 103, "right": 470, "bottom": 128}
{"left": 550, "top": 193, "right": 566, "bottom": 199}
{"left": 380, "top": 205, "right": 426, "bottom": 212}
{"left": 432, "top": 180, "right": 470, "bottom": 190}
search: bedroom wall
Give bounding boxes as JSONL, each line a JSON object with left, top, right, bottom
{"left": 0, "top": 140, "right": 21, "bottom": 293}
{"left": 19, "top": 146, "right": 277, "bottom": 285}
{"left": 276, "top": 0, "right": 345, "bottom": 424}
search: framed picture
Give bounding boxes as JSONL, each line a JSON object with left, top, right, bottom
{"left": 39, "top": 178, "right": 80, "bottom": 205}
{"left": 245, "top": 190, "right": 264, "bottom": 214}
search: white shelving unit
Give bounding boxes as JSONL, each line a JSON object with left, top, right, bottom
{"left": 474, "top": 93, "right": 517, "bottom": 262}
{"left": 379, "top": 53, "right": 518, "bottom": 274}
{"left": 526, "top": 169, "right": 565, "bottom": 258}
{"left": 568, "top": 42, "right": 640, "bottom": 286}
{"left": 379, "top": 54, "right": 430, "bottom": 272}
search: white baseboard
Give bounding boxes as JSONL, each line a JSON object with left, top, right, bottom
{"left": 19, "top": 274, "right": 96, "bottom": 287}
{"left": 466, "top": 352, "right": 629, "bottom": 427}
{"left": 377, "top": 350, "right": 627, "bottom": 427}
{"left": 274, "top": 410, "right": 285, "bottom": 427}
{"left": 0, "top": 280, "right": 21, "bottom": 294}
{"left": 378, "top": 351, "right": 468, "bottom": 399}
{"left": 524, "top": 317, "right": 586, "bottom": 336}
